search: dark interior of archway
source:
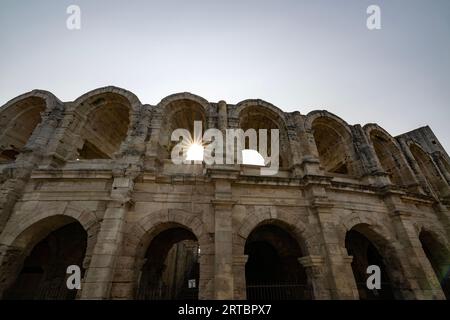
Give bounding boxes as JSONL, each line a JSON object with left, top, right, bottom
{"left": 419, "top": 231, "right": 450, "bottom": 299}
{"left": 345, "top": 229, "right": 395, "bottom": 300}
{"left": 4, "top": 222, "right": 87, "bottom": 300}
{"left": 137, "top": 227, "right": 200, "bottom": 300}
{"left": 239, "top": 108, "right": 285, "bottom": 168}
{"left": 312, "top": 121, "right": 350, "bottom": 175}
{"left": 0, "top": 98, "right": 45, "bottom": 164}
{"left": 77, "top": 101, "right": 130, "bottom": 160}
{"left": 244, "top": 224, "right": 310, "bottom": 300}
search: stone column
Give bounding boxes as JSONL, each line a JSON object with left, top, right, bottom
{"left": 208, "top": 168, "right": 239, "bottom": 300}
{"left": 40, "top": 106, "right": 83, "bottom": 167}
{"left": 340, "top": 255, "right": 360, "bottom": 299}
{"left": 212, "top": 198, "right": 235, "bottom": 299}
{"left": 0, "top": 245, "right": 26, "bottom": 298}
{"left": 233, "top": 254, "right": 248, "bottom": 300}
{"left": 398, "top": 137, "right": 433, "bottom": 196}
{"left": 298, "top": 255, "right": 329, "bottom": 299}
{"left": 81, "top": 174, "right": 135, "bottom": 299}
{"left": 384, "top": 193, "right": 446, "bottom": 299}
{"left": 305, "top": 184, "right": 358, "bottom": 299}
{"left": 144, "top": 111, "right": 163, "bottom": 171}
{"left": 217, "top": 101, "right": 228, "bottom": 132}
{"left": 291, "top": 112, "right": 321, "bottom": 177}
{"left": 198, "top": 251, "right": 215, "bottom": 300}
{"left": 351, "top": 125, "right": 390, "bottom": 186}
{"left": 80, "top": 199, "right": 128, "bottom": 299}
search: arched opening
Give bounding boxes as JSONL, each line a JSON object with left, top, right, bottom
{"left": 311, "top": 117, "right": 355, "bottom": 176}
{"left": 369, "top": 130, "right": 415, "bottom": 188}
{"left": 345, "top": 228, "right": 396, "bottom": 300}
{"left": 3, "top": 222, "right": 87, "bottom": 300}
{"left": 137, "top": 226, "right": 200, "bottom": 300}
{"left": 160, "top": 99, "right": 206, "bottom": 162}
{"left": 239, "top": 106, "right": 289, "bottom": 168}
{"left": 75, "top": 93, "right": 131, "bottom": 160}
{"left": 0, "top": 97, "right": 45, "bottom": 163}
{"left": 419, "top": 230, "right": 450, "bottom": 299}
{"left": 410, "top": 144, "right": 448, "bottom": 198}
{"left": 245, "top": 224, "right": 310, "bottom": 300}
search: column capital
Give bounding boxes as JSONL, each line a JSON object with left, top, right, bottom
{"left": 211, "top": 199, "right": 236, "bottom": 208}
{"left": 298, "top": 255, "right": 325, "bottom": 267}
{"left": 233, "top": 255, "right": 248, "bottom": 266}
{"left": 298, "top": 255, "right": 325, "bottom": 278}
{"left": 342, "top": 255, "right": 354, "bottom": 265}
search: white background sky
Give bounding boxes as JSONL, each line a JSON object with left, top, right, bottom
{"left": 1, "top": 0, "right": 449, "bottom": 151}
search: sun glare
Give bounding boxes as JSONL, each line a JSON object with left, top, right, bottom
{"left": 186, "top": 143, "right": 204, "bottom": 161}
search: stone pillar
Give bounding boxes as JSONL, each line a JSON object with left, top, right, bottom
{"left": 340, "top": 255, "right": 360, "bottom": 299}
{"left": 0, "top": 179, "right": 26, "bottom": 234}
{"left": 208, "top": 168, "right": 239, "bottom": 300}
{"left": 233, "top": 254, "right": 248, "bottom": 300}
{"left": 291, "top": 112, "right": 321, "bottom": 177}
{"left": 39, "top": 107, "right": 82, "bottom": 167}
{"left": 398, "top": 137, "right": 433, "bottom": 197}
{"left": 351, "top": 125, "right": 390, "bottom": 186}
{"left": 305, "top": 184, "right": 358, "bottom": 299}
{"left": 81, "top": 173, "right": 135, "bottom": 299}
{"left": 384, "top": 193, "right": 446, "bottom": 299}
{"left": 144, "top": 112, "right": 163, "bottom": 171}
{"left": 0, "top": 245, "right": 26, "bottom": 298}
{"left": 119, "top": 107, "right": 149, "bottom": 160}
{"left": 81, "top": 200, "right": 128, "bottom": 299}
{"left": 212, "top": 198, "right": 235, "bottom": 299}
{"left": 217, "top": 101, "right": 228, "bottom": 131}
{"left": 198, "top": 251, "right": 215, "bottom": 300}
{"left": 298, "top": 255, "right": 329, "bottom": 299}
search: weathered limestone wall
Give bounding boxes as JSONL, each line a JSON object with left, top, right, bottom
{"left": 0, "top": 87, "right": 449, "bottom": 300}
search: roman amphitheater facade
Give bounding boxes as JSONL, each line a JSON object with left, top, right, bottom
{"left": 0, "top": 86, "right": 449, "bottom": 300}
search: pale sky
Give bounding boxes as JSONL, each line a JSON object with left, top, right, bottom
{"left": 1, "top": 0, "right": 449, "bottom": 151}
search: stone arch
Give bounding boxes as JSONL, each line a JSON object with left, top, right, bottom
{"left": 409, "top": 142, "right": 449, "bottom": 198}
{"left": 234, "top": 100, "right": 291, "bottom": 169}
{"left": 418, "top": 226, "right": 450, "bottom": 299}
{"left": 129, "top": 209, "right": 206, "bottom": 260}
{"left": 233, "top": 99, "right": 287, "bottom": 122}
{"left": 237, "top": 210, "right": 317, "bottom": 257}
{"left": 157, "top": 92, "right": 210, "bottom": 115}
{"left": 237, "top": 212, "right": 315, "bottom": 300}
{"left": 341, "top": 214, "right": 396, "bottom": 252}
{"left": 305, "top": 110, "right": 352, "bottom": 134}
{"left": 68, "top": 87, "right": 141, "bottom": 160}
{"left": 73, "top": 86, "right": 141, "bottom": 116}
{"left": 0, "top": 207, "right": 100, "bottom": 299}
{"left": 306, "top": 111, "right": 358, "bottom": 176}
{"left": 364, "top": 124, "right": 416, "bottom": 189}
{"left": 341, "top": 217, "right": 413, "bottom": 299}
{"left": 415, "top": 222, "right": 449, "bottom": 249}
{"left": 0, "top": 90, "right": 60, "bottom": 163}
{"left": 155, "top": 93, "right": 210, "bottom": 161}
{"left": 112, "top": 209, "right": 208, "bottom": 299}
